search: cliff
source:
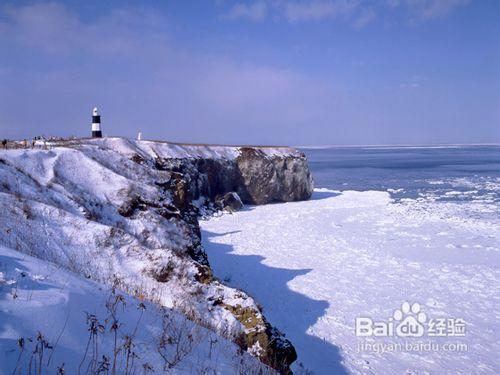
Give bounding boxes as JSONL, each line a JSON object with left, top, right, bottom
{"left": 0, "top": 137, "right": 313, "bottom": 371}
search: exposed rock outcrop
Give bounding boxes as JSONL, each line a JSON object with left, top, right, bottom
{"left": 236, "top": 147, "right": 313, "bottom": 204}
{"left": 216, "top": 192, "right": 243, "bottom": 212}
{"left": 0, "top": 137, "right": 313, "bottom": 372}
{"left": 152, "top": 143, "right": 313, "bottom": 206}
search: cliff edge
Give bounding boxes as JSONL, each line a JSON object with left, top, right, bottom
{"left": 0, "top": 137, "right": 313, "bottom": 371}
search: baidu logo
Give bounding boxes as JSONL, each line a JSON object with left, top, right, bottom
{"left": 355, "top": 301, "right": 465, "bottom": 338}
{"left": 393, "top": 302, "right": 427, "bottom": 337}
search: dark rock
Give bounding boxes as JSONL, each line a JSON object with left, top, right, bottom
{"left": 157, "top": 205, "right": 181, "bottom": 219}
{"left": 152, "top": 261, "right": 175, "bottom": 283}
{"left": 130, "top": 153, "right": 145, "bottom": 164}
{"left": 170, "top": 175, "right": 189, "bottom": 210}
{"left": 153, "top": 147, "right": 313, "bottom": 207}
{"left": 193, "top": 263, "right": 213, "bottom": 284}
{"left": 185, "top": 243, "right": 209, "bottom": 265}
{"left": 265, "top": 324, "right": 298, "bottom": 373}
{"left": 118, "top": 196, "right": 141, "bottom": 217}
{"left": 236, "top": 147, "right": 314, "bottom": 205}
{"left": 216, "top": 192, "right": 243, "bottom": 212}
{"left": 221, "top": 303, "right": 297, "bottom": 373}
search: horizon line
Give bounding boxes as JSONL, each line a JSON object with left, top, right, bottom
{"left": 295, "top": 142, "right": 500, "bottom": 149}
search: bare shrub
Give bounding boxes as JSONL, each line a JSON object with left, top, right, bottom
{"left": 78, "top": 313, "right": 105, "bottom": 375}
{"left": 28, "top": 332, "right": 53, "bottom": 375}
{"left": 97, "top": 355, "right": 110, "bottom": 374}
{"left": 122, "top": 302, "right": 146, "bottom": 375}
{"left": 56, "top": 363, "right": 65, "bottom": 374}
{"left": 142, "top": 362, "right": 154, "bottom": 374}
{"left": 105, "top": 290, "right": 126, "bottom": 375}
{"left": 13, "top": 337, "right": 26, "bottom": 374}
{"left": 156, "top": 312, "right": 200, "bottom": 370}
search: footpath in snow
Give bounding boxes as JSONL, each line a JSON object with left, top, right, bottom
{"left": 201, "top": 189, "right": 499, "bottom": 374}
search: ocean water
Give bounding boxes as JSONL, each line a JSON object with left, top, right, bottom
{"left": 303, "top": 145, "right": 500, "bottom": 203}
{"left": 303, "top": 146, "right": 500, "bottom": 223}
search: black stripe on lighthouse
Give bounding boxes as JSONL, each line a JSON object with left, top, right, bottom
{"left": 91, "top": 107, "right": 102, "bottom": 138}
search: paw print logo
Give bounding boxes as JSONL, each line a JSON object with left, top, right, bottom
{"left": 394, "top": 302, "right": 427, "bottom": 337}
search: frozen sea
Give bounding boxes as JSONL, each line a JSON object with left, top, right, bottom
{"left": 201, "top": 146, "right": 500, "bottom": 374}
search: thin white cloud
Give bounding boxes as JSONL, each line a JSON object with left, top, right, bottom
{"left": 221, "top": 2, "right": 268, "bottom": 22}
{"left": 219, "top": 0, "right": 473, "bottom": 26}
{"left": 220, "top": 0, "right": 372, "bottom": 27}
{"left": 0, "top": 3, "right": 168, "bottom": 57}
{"left": 395, "top": 0, "right": 472, "bottom": 20}
{"left": 283, "top": 0, "right": 360, "bottom": 23}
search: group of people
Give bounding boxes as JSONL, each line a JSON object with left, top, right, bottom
{"left": 1, "top": 136, "right": 81, "bottom": 149}
{"left": 1, "top": 136, "right": 45, "bottom": 149}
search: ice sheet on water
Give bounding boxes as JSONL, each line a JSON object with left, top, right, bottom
{"left": 201, "top": 189, "right": 499, "bottom": 374}
{"left": 303, "top": 145, "right": 500, "bottom": 204}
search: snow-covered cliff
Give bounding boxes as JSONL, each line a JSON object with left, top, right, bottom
{"left": 0, "top": 244, "right": 273, "bottom": 374}
{"left": 0, "top": 137, "right": 313, "bottom": 372}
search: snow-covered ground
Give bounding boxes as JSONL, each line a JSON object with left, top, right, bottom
{"left": 35, "top": 137, "right": 301, "bottom": 160}
{"left": 0, "top": 244, "right": 270, "bottom": 374}
{"left": 201, "top": 188, "right": 500, "bottom": 374}
{"left": 0, "top": 139, "right": 302, "bottom": 373}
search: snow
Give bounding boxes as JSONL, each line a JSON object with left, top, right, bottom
{"left": 3, "top": 139, "right": 495, "bottom": 373}
{"left": 0, "top": 140, "right": 292, "bottom": 372}
{"left": 201, "top": 188, "right": 500, "bottom": 374}
{"left": 0, "top": 244, "right": 270, "bottom": 374}
{"left": 78, "top": 137, "right": 301, "bottom": 160}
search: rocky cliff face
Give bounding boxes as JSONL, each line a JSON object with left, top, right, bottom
{"left": 153, "top": 144, "right": 313, "bottom": 206}
{"left": 236, "top": 147, "right": 313, "bottom": 204}
{"left": 0, "top": 137, "right": 313, "bottom": 372}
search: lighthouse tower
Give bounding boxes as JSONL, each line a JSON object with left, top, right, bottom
{"left": 91, "top": 107, "right": 102, "bottom": 138}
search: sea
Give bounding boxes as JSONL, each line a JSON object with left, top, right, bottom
{"left": 304, "top": 145, "right": 500, "bottom": 218}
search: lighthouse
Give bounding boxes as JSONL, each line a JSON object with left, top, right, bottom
{"left": 91, "top": 107, "right": 102, "bottom": 138}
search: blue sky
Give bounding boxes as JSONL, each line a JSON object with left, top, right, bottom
{"left": 0, "top": 0, "right": 499, "bottom": 145}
